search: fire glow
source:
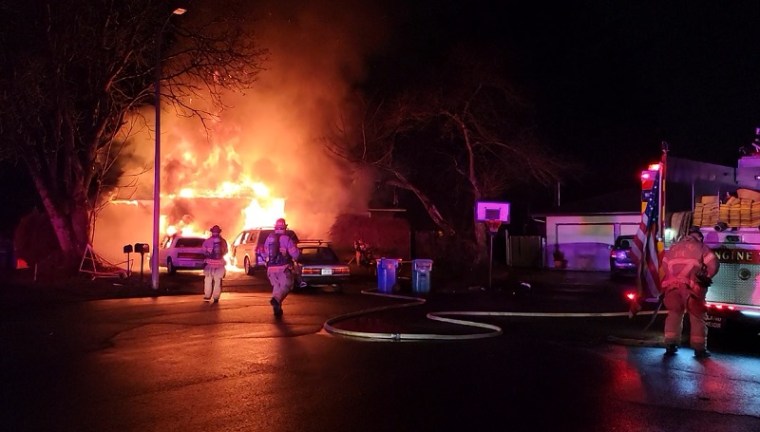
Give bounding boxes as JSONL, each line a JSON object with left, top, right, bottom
{"left": 92, "top": 2, "right": 382, "bottom": 266}
{"left": 162, "top": 178, "right": 286, "bottom": 237}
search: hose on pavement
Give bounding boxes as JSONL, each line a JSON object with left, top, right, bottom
{"left": 322, "top": 289, "right": 667, "bottom": 342}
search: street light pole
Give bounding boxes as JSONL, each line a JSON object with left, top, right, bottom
{"left": 151, "top": 7, "right": 186, "bottom": 290}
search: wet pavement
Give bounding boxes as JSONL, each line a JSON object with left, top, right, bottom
{"left": 1, "top": 268, "right": 759, "bottom": 431}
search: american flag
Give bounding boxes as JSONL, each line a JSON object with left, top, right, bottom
{"left": 631, "top": 166, "right": 662, "bottom": 306}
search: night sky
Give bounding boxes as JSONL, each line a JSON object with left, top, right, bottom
{"left": 377, "top": 1, "right": 760, "bottom": 203}
{"left": 2, "top": 1, "right": 760, "bottom": 233}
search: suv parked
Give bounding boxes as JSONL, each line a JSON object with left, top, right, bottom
{"left": 610, "top": 234, "right": 636, "bottom": 278}
{"left": 230, "top": 228, "right": 299, "bottom": 275}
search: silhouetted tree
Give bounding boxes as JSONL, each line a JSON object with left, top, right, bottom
{"left": 0, "top": 0, "right": 267, "bottom": 270}
{"left": 328, "top": 49, "right": 577, "bottom": 264}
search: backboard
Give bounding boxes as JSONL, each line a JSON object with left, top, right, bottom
{"left": 475, "top": 201, "right": 510, "bottom": 223}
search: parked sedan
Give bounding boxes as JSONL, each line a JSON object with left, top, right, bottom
{"left": 610, "top": 235, "right": 636, "bottom": 278}
{"left": 158, "top": 235, "right": 207, "bottom": 275}
{"left": 294, "top": 242, "right": 350, "bottom": 289}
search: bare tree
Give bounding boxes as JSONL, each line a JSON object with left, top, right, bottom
{"left": 0, "top": 0, "right": 267, "bottom": 270}
{"left": 328, "top": 53, "right": 576, "bottom": 263}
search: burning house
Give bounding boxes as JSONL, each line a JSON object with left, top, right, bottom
{"left": 91, "top": 2, "right": 386, "bottom": 265}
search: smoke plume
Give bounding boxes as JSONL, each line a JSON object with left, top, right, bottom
{"left": 94, "top": 0, "right": 388, "bottom": 262}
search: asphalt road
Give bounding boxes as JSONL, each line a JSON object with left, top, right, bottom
{"left": 1, "top": 269, "right": 760, "bottom": 432}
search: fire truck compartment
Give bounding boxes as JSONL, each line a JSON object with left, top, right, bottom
{"left": 702, "top": 230, "right": 760, "bottom": 319}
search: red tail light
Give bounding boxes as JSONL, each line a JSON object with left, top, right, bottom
{"left": 625, "top": 292, "right": 637, "bottom": 302}
{"left": 178, "top": 252, "right": 205, "bottom": 259}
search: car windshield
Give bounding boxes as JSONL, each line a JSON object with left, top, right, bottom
{"left": 298, "top": 246, "right": 338, "bottom": 264}
{"left": 175, "top": 238, "right": 204, "bottom": 248}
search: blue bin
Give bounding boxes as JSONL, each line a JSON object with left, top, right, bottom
{"left": 412, "top": 259, "right": 433, "bottom": 293}
{"left": 376, "top": 258, "right": 400, "bottom": 293}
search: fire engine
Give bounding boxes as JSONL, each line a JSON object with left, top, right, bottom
{"left": 649, "top": 150, "right": 760, "bottom": 332}
{"left": 701, "top": 228, "right": 760, "bottom": 330}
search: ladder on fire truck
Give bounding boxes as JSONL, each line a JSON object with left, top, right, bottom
{"left": 79, "top": 244, "right": 130, "bottom": 280}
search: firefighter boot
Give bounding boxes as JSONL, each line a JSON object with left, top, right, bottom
{"left": 664, "top": 344, "right": 678, "bottom": 356}
{"left": 270, "top": 297, "right": 283, "bottom": 317}
{"left": 694, "top": 349, "right": 711, "bottom": 359}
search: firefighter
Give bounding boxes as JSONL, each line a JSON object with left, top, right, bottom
{"left": 265, "top": 218, "right": 300, "bottom": 317}
{"left": 660, "top": 226, "right": 720, "bottom": 358}
{"left": 202, "top": 225, "right": 228, "bottom": 303}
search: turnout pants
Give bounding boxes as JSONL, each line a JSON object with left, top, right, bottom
{"left": 204, "top": 265, "right": 225, "bottom": 300}
{"left": 663, "top": 284, "right": 708, "bottom": 351}
{"left": 268, "top": 265, "right": 294, "bottom": 304}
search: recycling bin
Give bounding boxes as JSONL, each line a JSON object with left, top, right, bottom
{"left": 376, "top": 258, "right": 400, "bottom": 293}
{"left": 412, "top": 259, "right": 433, "bottom": 293}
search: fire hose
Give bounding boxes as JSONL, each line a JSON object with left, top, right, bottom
{"left": 322, "top": 289, "right": 668, "bottom": 342}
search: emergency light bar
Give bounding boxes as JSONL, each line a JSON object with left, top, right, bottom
{"left": 640, "top": 169, "right": 659, "bottom": 190}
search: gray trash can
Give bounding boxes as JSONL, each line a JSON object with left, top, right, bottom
{"left": 377, "top": 258, "right": 400, "bottom": 293}
{"left": 412, "top": 259, "right": 433, "bottom": 293}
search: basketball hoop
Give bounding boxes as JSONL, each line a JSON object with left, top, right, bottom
{"left": 485, "top": 219, "right": 502, "bottom": 234}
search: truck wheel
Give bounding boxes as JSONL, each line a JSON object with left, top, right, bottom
{"left": 244, "top": 257, "right": 255, "bottom": 276}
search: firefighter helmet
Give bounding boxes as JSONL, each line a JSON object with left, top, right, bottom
{"left": 274, "top": 218, "right": 287, "bottom": 231}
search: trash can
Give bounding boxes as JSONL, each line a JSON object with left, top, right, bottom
{"left": 376, "top": 258, "right": 400, "bottom": 293}
{"left": 412, "top": 259, "right": 433, "bottom": 293}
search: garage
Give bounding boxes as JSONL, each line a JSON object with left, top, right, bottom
{"left": 543, "top": 213, "right": 641, "bottom": 271}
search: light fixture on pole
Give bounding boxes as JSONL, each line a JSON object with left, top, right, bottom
{"left": 151, "top": 7, "right": 186, "bottom": 290}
